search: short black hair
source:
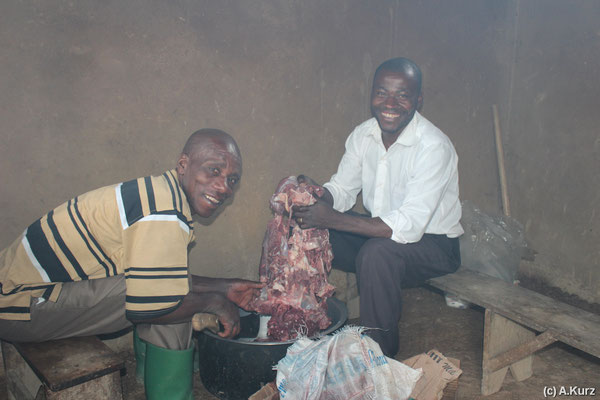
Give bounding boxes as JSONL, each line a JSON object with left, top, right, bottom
{"left": 181, "top": 128, "right": 241, "bottom": 164}
{"left": 374, "top": 57, "right": 422, "bottom": 93}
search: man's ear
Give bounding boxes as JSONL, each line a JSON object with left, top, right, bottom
{"left": 417, "top": 94, "right": 424, "bottom": 112}
{"left": 176, "top": 153, "right": 189, "bottom": 174}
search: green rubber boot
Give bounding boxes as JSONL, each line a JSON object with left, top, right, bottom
{"left": 133, "top": 327, "right": 146, "bottom": 383}
{"left": 144, "top": 342, "right": 194, "bottom": 400}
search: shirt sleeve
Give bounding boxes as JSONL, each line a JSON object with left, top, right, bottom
{"left": 122, "top": 216, "right": 191, "bottom": 320}
{"left": 323, "top": 129, "right": 364, "bottom": 212}
{"left": 379, "top": 142, "right": 457, "bottom": 243}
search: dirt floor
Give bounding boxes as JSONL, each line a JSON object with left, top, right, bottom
{"left": 396, "top": 287, "right": 599, "bottom": 400}
{"left": 1, "top": 286, "right": 598, "bottom": 399}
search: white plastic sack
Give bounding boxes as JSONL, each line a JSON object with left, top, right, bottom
{"left": 459, "top": 200, "right": 528, "bottom": 283}
{"left": 275, "top": 326, "right": 422, "bottom": 400}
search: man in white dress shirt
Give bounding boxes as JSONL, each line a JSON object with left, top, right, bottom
{"left": 294, "top": 57, "right": 463, "bottom": 357}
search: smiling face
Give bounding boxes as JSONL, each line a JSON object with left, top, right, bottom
{"left": 177, "top": 135, "right": 242, "bottom": 218}
{"left": 370, "top": 68, "right": 422, "bottom": 140}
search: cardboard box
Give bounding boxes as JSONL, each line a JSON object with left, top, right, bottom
{"left": 403, "top": 349, "right": 462, "bottom": 400}
{"left": 248, "top": 382, "right": 279, "bottom": 400}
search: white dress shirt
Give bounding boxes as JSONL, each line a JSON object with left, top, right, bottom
{"left": 323, "top": 111, "right": 463, "bottom": 243}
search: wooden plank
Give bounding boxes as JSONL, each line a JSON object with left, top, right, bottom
{"left": 14, "top": 336, "right": 125, "bottom": 392}
{"left": 44, "top": 371, "right": 123, "bottom": 400}
{"left": 485, "top": 330, "right": 557, "bottom": 373}
{"left": 428, "top": 270, "right": 600, "bottom": 358}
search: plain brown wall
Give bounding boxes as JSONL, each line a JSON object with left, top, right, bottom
{"left": 1, "top": 1, "right": 598, "bottom": 302}
{"left": 501, "top": 2, "right": 600, "bottom": 302}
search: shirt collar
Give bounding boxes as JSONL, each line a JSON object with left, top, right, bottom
{"left": 368, "top": 111, "right": 421, "bottom": 148}
{"left": 167, "top": 168, "right": 193, "bottom": 223}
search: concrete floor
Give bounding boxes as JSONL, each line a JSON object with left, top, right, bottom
{"left": 1, "top": 287, "right": 598, "bottom": 399}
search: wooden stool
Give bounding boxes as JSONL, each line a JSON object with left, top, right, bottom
{"left": 2, "top": 336, "right": 125, "bottom": 399}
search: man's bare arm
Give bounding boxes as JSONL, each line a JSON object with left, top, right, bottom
{"left": 128, "top": 291, "right": 241, "bottom": 338}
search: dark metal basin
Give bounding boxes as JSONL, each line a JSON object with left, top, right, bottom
{"left": 196, "top": 297, "right": 347, "bottom": 400}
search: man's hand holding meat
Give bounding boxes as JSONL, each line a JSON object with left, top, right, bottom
{"left": 293, "top": 174, "right": 335, "bottom": 228}
{"left": 223, "top": 278, "right": 266, "bottom": 310}
{"left": 294, "top": 177, "right": 393, "bottom": 238}
{"left": 190, "top": 275, "right": 265, "bottom": 310}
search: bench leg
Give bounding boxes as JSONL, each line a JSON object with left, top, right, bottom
{"left": 481, "top": 309, "right": 535, "bottom": 395}
{"left": 2, "top": 341, "right": 43, "bottom": 400}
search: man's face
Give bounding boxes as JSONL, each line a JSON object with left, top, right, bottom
{"left": 177, "top": 139, "right": 241, "bottom": 217}
{"left": 370, "top": 69, "right": 422, "bottom": 136}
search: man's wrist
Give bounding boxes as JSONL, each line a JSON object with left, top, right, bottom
{"left": 191, "top": 276, "right": 229, "bottom": 296}
{"left": 327, "top": 208, "right": 347, "bottom": 231}
{"left": 320, "top": 186, "right": 334, "bottom": 206}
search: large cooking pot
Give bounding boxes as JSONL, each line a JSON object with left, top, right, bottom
{"left": 196, "top": 297, "right": 347, "bottom": 399}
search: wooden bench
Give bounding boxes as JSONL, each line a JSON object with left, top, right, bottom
{"left": 1, "top": 336, "right": 125, "bottom": 399}
{"left": 428, "top": 269, "right": 600, "bottom": 396}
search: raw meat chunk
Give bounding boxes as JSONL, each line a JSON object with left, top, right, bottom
{"left": 249, "top": 176, "right": 335, "bottom": 341}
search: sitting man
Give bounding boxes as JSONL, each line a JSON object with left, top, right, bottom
{"left": 294, "top": 57, "right": 463, "bottom": 357}
{"left": 0, "top": 128, "right": 263, "bottom": 399}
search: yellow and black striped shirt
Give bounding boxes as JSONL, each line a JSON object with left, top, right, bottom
{"left": 0, "top": 169, "right": 194, "bottom": 321}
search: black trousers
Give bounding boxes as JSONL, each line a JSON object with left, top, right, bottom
{"left": 329, "top": 228, "right": 460, "bottom": 357}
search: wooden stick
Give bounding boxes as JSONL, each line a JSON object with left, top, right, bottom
{"left": 484, "top": 330, "right": 556, "bottom": 373}
{"left": 492, "top": 105, "right": 511, "bottom": 217}
{"left": 191, "top": 313, "right": 220, "bottom": 333}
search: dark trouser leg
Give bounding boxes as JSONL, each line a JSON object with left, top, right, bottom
{"left": 330, "top": 229, "right": 460, "bottom": 357}
{"left": 357, "top": 235, "right": 460, "bottom": 357}
{"left": 329, "top": 229, "right": 369, "bottom": 273}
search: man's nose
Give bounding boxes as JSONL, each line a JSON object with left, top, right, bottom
{"left": 216, "top": 177, "right": 233, "bottom": 197}
{"left": 384, "top": 95, "right": 399, "bottom": 107}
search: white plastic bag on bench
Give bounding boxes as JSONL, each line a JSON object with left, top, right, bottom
{"left": 275, "top": 326, "right": 422, "bottom": 400}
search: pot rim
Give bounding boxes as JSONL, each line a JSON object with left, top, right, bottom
{"left": 199, "top": 297, "right": 348, "bottom": 346}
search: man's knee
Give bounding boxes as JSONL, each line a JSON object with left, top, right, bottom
{"left": 356, "top": 238, "right": 392, "bottom": 266}
{"left": 136, "top": 323, "right": 193, "bottom": 350}
{"left": 355, "top": 238, "right": 399, "bottom": 278}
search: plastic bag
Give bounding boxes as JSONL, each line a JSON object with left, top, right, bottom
{"left": 459, "top": 200, "right": 528, "bottom": 283}
{"left": 275, "top": 326, "right": 422, "bottom": 400}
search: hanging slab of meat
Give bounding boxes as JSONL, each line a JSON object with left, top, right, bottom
{"left": 248, "top": 176, "right": 335, "bottom": 341}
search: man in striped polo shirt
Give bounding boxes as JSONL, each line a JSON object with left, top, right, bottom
{"left": 0, "top": 129, "right": 263, "bottom": 399}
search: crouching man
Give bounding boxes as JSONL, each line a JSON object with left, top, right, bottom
{"left": 0, "top": 129, "right": 264, "bottom": 399}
